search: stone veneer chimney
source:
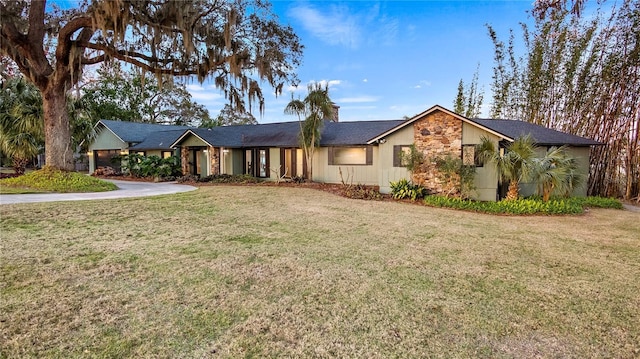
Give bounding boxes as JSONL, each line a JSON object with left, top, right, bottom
{"left": 329, "top": 103, "right": 340, "bottom": 122}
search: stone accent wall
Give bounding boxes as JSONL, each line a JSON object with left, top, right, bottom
{"left": 412, "top": 111, "right": 463, "bottom": 194}
{"left": 180, "top": 147, "right": 189, "bottom": 175}
{"left": 209, "top": 146, "right": 219, "bottom": 175}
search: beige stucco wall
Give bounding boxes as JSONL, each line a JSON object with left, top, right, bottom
{"left": 268, "top": 148, "right": 281, "bottom": 180}
{"left": 377, "top": 125, "right": 413, "bottom": 194}
{"left": 462, "top": 122, "right": 501, "bottom": 201}
{"left": 312, "top": 147, "right": 380, "bottom": 186}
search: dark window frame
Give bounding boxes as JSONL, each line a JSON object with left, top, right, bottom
{"left": 462, "top": 144, "right": 482, "bottom": 167}
{"left": 393, "top": 145, "right": 413, "bottom": 167}
{"left": 328, "top": 146, "right": 373, "bottom": 166}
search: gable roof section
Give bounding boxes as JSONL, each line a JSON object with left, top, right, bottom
{"left": 470, "top": 119, "right": 601, "bottom": 146}
{"left": 367, "top": 105, "right": 507, "bottom": 144}
{"left": 97, "top": 119, "right": 192, "bottom": 144}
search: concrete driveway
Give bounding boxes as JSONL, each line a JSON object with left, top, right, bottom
{"left": 0, "top": 179, "right": 197, "bottom": 205}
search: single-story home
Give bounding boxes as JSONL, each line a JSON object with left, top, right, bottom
{"left": 88, "top": 105, "right": 600, "bottom": 201}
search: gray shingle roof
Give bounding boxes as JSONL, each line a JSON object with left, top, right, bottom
{"left": 470, "top": 119, "right": 601, "bottom": 146}
{"left": 129, "top": 129, "right": 190, "bottom": 150}
{"left": 97, "top": 119, "right": 192, "bottom": 144}
{"left": 173, "top": 120, "right": 405, "bottom": 148}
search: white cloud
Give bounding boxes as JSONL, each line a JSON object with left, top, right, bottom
{"left": 363, "top": 79, "right": 368, "bottom": 83}
{"left": 288, "top": 4, "right": 360, "bottom": 48}
{"left": 413, "top": 80, "right": 432, "bottom": 89}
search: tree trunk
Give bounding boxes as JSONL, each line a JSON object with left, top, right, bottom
{"left": 506, "top": 179, "right": 519, "bottom": 201}
{"left": 42, "top": 86, "right": 74, "bottom": 171}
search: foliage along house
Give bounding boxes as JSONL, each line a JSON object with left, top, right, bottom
{"left": 88, "top": 105, "right": 600, "bottom": 201}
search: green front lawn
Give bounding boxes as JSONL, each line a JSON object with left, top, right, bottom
{"left": 1, "top": 186, "right": 639, "bottom": 358}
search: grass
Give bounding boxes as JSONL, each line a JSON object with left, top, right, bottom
{"left": 1, "top": 186, "right": 639, "bottom": 358}
{"left": 0, "top": 167, "right": 117, "bottom": 194}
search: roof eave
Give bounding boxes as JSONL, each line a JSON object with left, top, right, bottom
{"left": 366, "top": 105, "right": 513, "bottom": 144}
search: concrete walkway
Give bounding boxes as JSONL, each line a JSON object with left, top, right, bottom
{"left": 0, "top": 179, "right": 197, "bottom": 205}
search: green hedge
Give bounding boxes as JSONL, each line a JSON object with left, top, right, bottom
{"left": 423, "top": 195, "right": 622, "bottom": 215}
{"left": 0, "top": 167, "right": 118, "bottom": 193}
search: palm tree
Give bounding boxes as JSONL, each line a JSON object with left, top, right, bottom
{"left": 0, "top": 77, "right": 44, "bottom": 175}
{"left": 477, "top": 135, "right": 537, "bottom": 201}
{"left": 284, "top": 83, "right": 333, "bottom": 181}
{"left": 533, "top": 146, "right": 582, "bottom": 202}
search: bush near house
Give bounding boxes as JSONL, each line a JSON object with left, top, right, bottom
{"left": 423, "top": 195, "right": 622, "bottom": 215}
{"left": 117, "top": 153, "right": 182, "bottom": 181}
{"left": 0, "top": 166, "right": 117, "bottom": 193}
{"left": 390, "top": 178, "right": 428, "bottom": 201}
{"left": 342, "top": 183, "right": 383, "bottom": 200}
{"left": 199, "top": 174, "right": 258, "bottom": 184}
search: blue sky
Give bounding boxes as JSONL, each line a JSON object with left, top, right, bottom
{"left": 187, "top": 0, "right": 535, "bottom": 123}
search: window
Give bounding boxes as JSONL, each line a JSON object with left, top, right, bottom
{"left": 94, "top": 150, "right": 122, "bottom": 171}
{"left": 161, "top": 151, "right": 173, "bottom": 159}
{"left": 258, "top": 149, "right": 268, "bottom": 177}
{"left": 393, "top": 145, "right": 413, "bottom": 167}
{"left": 463, "top": 145, "right": 482, "bottom": 167}
{"left": 329, "top": 146, "right": 373, "bottom": 165}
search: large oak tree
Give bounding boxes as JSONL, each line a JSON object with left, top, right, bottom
{"left": 0, "top": 0, "right": 302, "bottom": 170}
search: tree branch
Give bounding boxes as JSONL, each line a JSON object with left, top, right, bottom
{"left": 27, "top": 1, "right": 46, "bottom": 46}
{"left": 84, "top": 42, "right": 227, "bottom": 75}
{"left": 56, "top": 16, "right": 93, "bottom": 62}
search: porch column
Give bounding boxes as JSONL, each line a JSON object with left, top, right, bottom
{"left": 180, "top": 147, "right": 189, "bottom": 175}
{"left": 209, "top": 146, "right": 220, "bottom": 175}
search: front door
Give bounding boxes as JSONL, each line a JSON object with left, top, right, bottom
{"left": 244, "top": 148, "right": 269, "bottom": 178}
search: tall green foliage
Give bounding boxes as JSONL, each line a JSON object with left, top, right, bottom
{"left": 0, "top": 77, "right": 43, "bottom": 174}
{"left": 532, "top": 146, "right": 582, "bottom": 201}
{"left": 82, "top": 63, "right": 213, "bottom": 127}
{"left": 284, "top": 83, "right": 333, "bottom": 181}
{"left": 453, "top": 65, "right": 484, "bottom": 118}
{"left": 477, "top": 135, "right": 537, "bottom": 201}
{"left": 487, "top": 0, "right": 639, "bottom": 200}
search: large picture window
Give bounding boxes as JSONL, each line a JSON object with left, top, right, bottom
{"left": 329, "top": 146, "right": 373, "bottom": 166}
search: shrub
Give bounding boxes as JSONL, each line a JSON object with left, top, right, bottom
{"left": 343, "top": 184, "right": 382, "bottom": 200}
{"left": 390, "top": 178, "right": 428, "bottom": 201}
{"left": 118, "top": 154, "right": 181, "bottom": 179}
{"left": 291, "top": 176, "right": 305, "bottom": 184}
{"left": 0, "top": 172, "right": 20, "bottom": 179}
{"left": 194, "top": 174, "right": 258, "bottom": 184}
{"left": 567, "top": 196, "right": 623, "bottom": 209}
{"left": 0, "top": 166, "right": 117, "bottom": 193}
{"left": 422, "top": 195, "right": 623, "bottom": 215}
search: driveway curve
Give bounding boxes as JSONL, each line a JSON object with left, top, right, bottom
{"left": 0, "top": 179, "right": 197, "bottom": 205}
